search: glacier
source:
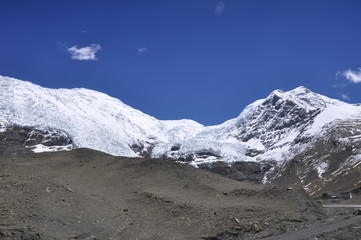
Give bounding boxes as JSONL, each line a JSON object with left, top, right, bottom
{"left": 1, "top": 75, "right": 361, "bottom": 169}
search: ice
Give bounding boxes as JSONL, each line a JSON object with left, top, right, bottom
{"left": 0, "top": 75, "right": 257, "bottom": 162}
{"left": 306, "top": 104, "right": 361, "bottom": 135}
{"left": 0, "top": 76, "right": 204, "bottom": 157}
{"left": 2, "top": 75, "right": 361, "bottom": 170}
{"left": 30, "top": 144, "right": 72, "bottom": 153}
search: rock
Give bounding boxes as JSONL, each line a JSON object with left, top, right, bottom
{"left": 355, "top": 209, "right": 361, "bottom": 215}
{"left": 170, "top": 145, "right": 180, "bottom": 151}
{"left": 198, "top": 161, "right": 265, "bottom": 183}
{"left": 0, "top": 125, "right": 72, "bottom": 155}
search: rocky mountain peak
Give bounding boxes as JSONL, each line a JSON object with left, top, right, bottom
{"left": 268, "top": 86, "right": 328, "bottom": 110}
{"left": 234, "top": 87, "right": 328, "bottom": 148}
{"left": 2, "top": 76, "right": 361, "bottom": 196}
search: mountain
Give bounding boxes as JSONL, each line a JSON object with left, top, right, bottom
{"left": 1, "top": 75, "right": 361, "bottom": 196}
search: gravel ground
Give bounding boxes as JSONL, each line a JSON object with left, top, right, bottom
{"left": 0, "top": 148, "right": 332, "bottom": 240}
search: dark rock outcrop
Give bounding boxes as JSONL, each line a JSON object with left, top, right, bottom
{"left": 0, "top": 124, "right": 72, "bottom": 155}
{"left": 199, "top": 161, "right": 266, "bottom": 183}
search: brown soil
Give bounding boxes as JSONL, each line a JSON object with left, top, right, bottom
{"left": 0, "top": 148, "right": 328, "bottom": 239}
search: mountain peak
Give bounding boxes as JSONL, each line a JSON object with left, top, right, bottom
{"left": 229, "top": 86, "right": 333, "bottom": 149}
{"left": 269, "top": 86, "right": 310, "bottom": 98}
{"left": 264, "top": 86, "right": 332, "bottom": 113}
{"left": 2, "top": 76, "right": 361, "bottom": 197}
{"left": 1, "top": 76, "right": 360, "bottom": 165}
{"left": 290, "top": 86, "right": 311, "bottom": 94}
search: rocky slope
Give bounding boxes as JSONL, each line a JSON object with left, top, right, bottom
{"left": 269, "top": 118, "right": 361, "bottom": 196}
{"left": 0, "top": 148, "right": 328, "bottom": 240}
{"left": 0, "top": 125, "right": 72, "bottom": 155}
{"left": 1, "top": 75, "right": 361, "bottom": 195}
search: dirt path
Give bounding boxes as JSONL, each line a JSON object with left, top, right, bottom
{"left": 0, "top": 149, "right": 327, "bottom": 239}
{"left": 323, "top": 204, "right": 361, "bottom": 208}
{"left": 260, "top": 215, "right": 361, "bottom": 240}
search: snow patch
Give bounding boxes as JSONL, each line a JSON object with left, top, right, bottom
{"left": 29, "top": 144, "right": 73, "bottom": 153}
{"left": 0, "top": 125, "right": 6, "bottom": 133}
{"left": 316, "top": 162, "right": 328, "bottom": 179}
{"left": 307, "top": 104, "right": 361, "bottom": 135}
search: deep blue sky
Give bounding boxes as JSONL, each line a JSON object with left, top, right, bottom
{"left": 1, "top": 0, "right": 361, "bottom": 125}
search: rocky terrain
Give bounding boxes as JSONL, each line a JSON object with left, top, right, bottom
{"left": 266, "top": 118, "right": 361, "bottom": 197}
{"left": 0, "top": 148, "right": 333, "bottom": 240}
{"left": 1, "top": 148, "right": 361, "bottom": 240}
{"left": 1, "top": 75, "right": 361, "bottom": 239}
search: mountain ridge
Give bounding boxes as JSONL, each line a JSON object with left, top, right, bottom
{"left": 1, "top": 75, "right": 361, "bottom": 195}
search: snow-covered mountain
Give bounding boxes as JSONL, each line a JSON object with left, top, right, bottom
{"left": 0, "top": 75, "right": 204, "bottom": 158}
{"left": 1, "top": 75, "right": 361, "bottom": 195}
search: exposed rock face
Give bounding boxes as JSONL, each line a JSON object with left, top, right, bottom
{"left": 0, "top": 125, "right": 73, "bottom": 155}
{"left": 233, "top": 88, "right": 327, "bottom": 150}
{"left": 199, "top": 161, "right": 270, "bottom": 183}
{"left": 130, "top": 141, "right": 154, "bottom": 158}
{"left": 268, "top": 119, "right": 361, "bottom": 196}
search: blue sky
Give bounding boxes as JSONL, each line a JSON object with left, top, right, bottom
{"left": 1, "top": 0, "right": 361, "bottom": 125}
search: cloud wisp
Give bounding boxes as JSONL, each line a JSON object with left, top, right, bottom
{"left": 338, "top": 68, "right": 361, "bottom": 83}
{"left": 215, "top": 1, "right": 225, "bottom": 16}
{"left": 334, "top": 68, "right": 361, "bottom": 102}
{"left": 332, "top": 82, "right": 347, "bottom": 88}
{"left": 341, "top": 93, "right": 351, "bottom": 101}
{"left": 138, "top": 47, "right": 148, "bottom": 54}
{"left": 68, "top": 44, "right": 102, "bottom": 61}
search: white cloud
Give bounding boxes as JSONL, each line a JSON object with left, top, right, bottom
{"left": 341, "top": 93, "right": 351, "bottom": 101}
{"left": 138, "top": 47, "right": 148, "bottom": 54}
{"left": 339, "top": 68, "right": 361, "bottom": 83}
{"left": 68, "top": 44, "right": 101, "bottom": 61}
{"left": 215, "top": 1, "right": 225, "bottom": 16}
{"left": 332, "top": 82, "right": 347, "bottom": 88}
